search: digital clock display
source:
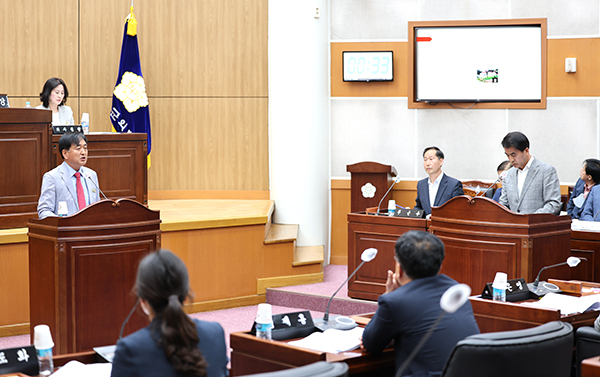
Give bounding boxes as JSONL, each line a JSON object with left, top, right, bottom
{"left": 342, "top": 51, "right": 393, "bottom": 82}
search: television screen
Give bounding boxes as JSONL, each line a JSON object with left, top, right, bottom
{"left": 414, "top": 25, "right": 542, "bottom": 103}
{"left": 343, "top": 51, "right": 393, "bottom": 82}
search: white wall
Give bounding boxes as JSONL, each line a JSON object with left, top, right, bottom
{"left": 330, "top": 0, "right": 600, "bottom": 184}
{"left": 269, "top": 1, "right": 331, "bottom": 256}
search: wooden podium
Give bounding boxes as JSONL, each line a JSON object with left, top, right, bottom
{"left": 0, "top": 108, "right": 52, "bottom": 229}
{"left": 346, "top": 162, "right": 398, "bottom": 213}
{"left": 430, "top": 196, "right": 572, "bottom": 293}
{"left": 347, "top": 212, "right": 427, "bottom": 300}
{"left": 27, "top": 199, "right": 161, "bottom": 354}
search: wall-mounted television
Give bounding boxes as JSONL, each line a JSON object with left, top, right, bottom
{"left": 343, "top": 51, "right": 394, "bottom": 82}
{"left": 408, "top": 19, "right": 547, "bottom": 109}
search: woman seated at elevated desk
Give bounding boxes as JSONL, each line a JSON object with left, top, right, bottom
{"left": 111, "top": 250, "right": 229, "bottom": 377}
{"left": 569, "top": 159, "right": 600, "bottom": 220}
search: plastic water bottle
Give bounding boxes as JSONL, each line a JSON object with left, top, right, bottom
{"left": 388, "top": 200, "right": 396, "bottom": 216}
{"left": 37, "top": 348, "right": 53, "bottom": 376}
{"left": 255, "top": 303, "right": 273, "bottom": 340}
{"left": 25, "top": 101, "right": 31, "bottom": 108}
{"left": 81, "top": 113, "right": 90, "bottom": 134}
{"left": 255, "top": 321, "right": 273, "bottom": 340}
{"left": 34, "top": 324, "right": 54, "bottom": 376}
{"left": 492, "top": 272, "right": 507, "bottom": 302}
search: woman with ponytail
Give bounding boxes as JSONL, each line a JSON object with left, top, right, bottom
{"left": 111, "top": 250, "right": 229, "bottom": 377}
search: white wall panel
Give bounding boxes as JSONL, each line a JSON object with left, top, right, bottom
{"left": 419, "top": 0, "right": 509, "bottom": 21}
{"left": 511, "top": 0, "right": 599, "bottom": 36}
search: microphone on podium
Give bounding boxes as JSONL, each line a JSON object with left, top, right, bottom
{"left": 313, "top": 248, "right": 378, "bottom": 332}
{"left": 528, "top": 257, "right": 584, "bottom": 298}
{"left": 482, "top": 170, "right": 508, "bottom": 197}
{"left": 84, "top": 173, "right": 109, "bottom": 200}
{"left": 377, "top": 177, "right": 401, "bottom": 215}
{"left": 395, "top": 284, "right": 471, "bottom": 377}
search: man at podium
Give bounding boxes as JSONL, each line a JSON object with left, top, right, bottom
{"left": 414, "top": 146, "right": 464, "bottom": 216}
{"left": 499, "top": 131, "right": 561, "bottom": 214}
{"left": 37, "top": 132, "right": 101, "bottom": 219}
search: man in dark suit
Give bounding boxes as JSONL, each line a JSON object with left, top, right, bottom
{"left": 362, "top": 231, "right": 480, "bottom": 377}
{"left": 499, "top": 131, "right": 561, "bottom": 214}
{"left": 414, "top": 146, "right": 464, "bottom": 215}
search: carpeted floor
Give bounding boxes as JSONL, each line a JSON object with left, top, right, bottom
{"left": 0, "top": 264, "right": 376, "bottom": 358}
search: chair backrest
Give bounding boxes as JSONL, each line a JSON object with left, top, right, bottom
{"left": 240, "top": 361, "right": 349, "bottom": 377}
{"left": 441, "top": 321, "right": 573, "bottom": 377}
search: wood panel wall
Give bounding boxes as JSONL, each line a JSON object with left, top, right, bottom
{"left": 1, "top": 0, "right": 268, "bottom": 192}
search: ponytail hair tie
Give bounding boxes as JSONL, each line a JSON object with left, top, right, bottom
{"left": 169, "top": 294, "right": 180, "bottom": 303}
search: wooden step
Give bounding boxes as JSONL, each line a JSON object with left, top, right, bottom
{"left": 293, "top": 245, "right": 324, "bottom": 267}
{"left": 264, "top": 224, "right": 298, "bottom": 244}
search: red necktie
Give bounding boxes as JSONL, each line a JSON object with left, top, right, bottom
{"left": 74, "top": 172, "right": 87, "bottom": 210}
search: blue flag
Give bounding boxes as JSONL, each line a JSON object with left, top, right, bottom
{"left": 110, "top": 7, "right": 151, "bottom": 166}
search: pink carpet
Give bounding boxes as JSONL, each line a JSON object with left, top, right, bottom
{"left": 0, "top": 264, "right": 376, "bottom": 359}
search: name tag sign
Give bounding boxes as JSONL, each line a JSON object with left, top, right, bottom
{"left": 481, "top": 278, "right": 530, "bottom": 302}
{"left": 0, "top": 346, "right": 38, "bottom": 376}
{"left": 394, "top": 208, "right": 426, "bottom": 218}
{"left": 250, "top": 311, "right": 316, "bottom": 341}
{"left": 0, "top": 94, "right": 9, "bottom": 108}
{"left": 52, "top": 125, "right": 83, "bottom": 134}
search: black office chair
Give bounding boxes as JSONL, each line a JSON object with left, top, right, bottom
{"left": 441, "top": 321, "right": 573, "bottom": 377}
{"left": 576, "top": 325, "right": 600, "bottom": 377}
{"left": 239, "top": 361, "right": 349, "bottom": 377}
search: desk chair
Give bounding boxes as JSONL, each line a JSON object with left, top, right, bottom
{"left": 441, "top": 321, "right": 573, "bottom": 377}
{"left": 240, "top": 361, "right": 349, "bottom": 377}
{"left": 576, "top": 326, "right": 600, "bottom": 377}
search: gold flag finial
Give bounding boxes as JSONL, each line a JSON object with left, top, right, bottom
{"left": 127, "top": 5, "right": 137, "bottom": 36}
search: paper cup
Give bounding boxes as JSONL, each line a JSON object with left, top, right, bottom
{"left": 255, "top": 303, "right": 273, "bottom": 324}
{"left": 34, "top": 324, "right": 54, "bottom": 350}
{"left": 492, "top": 272, "right": 507, "bottom": 290}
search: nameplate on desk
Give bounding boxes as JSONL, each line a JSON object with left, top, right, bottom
{"left": 250, "top": 310, "right": 315, "bottom": 341}
{"left": 481, "top": 278, "right": 530, "bottom": 302}
{"left": 52, "top": 125, "right": 83, "bottom": 134}
{"left": 393, "top": 208, "right": 426, "bottom": 218}
{"left": 0, "top": 345, "right": 38, "bottom": 376}
{"left": 0, "top": 94, "right": 9, "bottom": 108}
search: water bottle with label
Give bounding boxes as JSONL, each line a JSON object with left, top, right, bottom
{"left": 255, "top": 303, "right": 273, "bottom": 340}
{"left": 33, "top": 325, "right": 54, "bottom": 376}
{"left": 388, "top": 200, "right": 396, "bottom": 216}
{"left": 492, "top": 272, "right": 507, "bottom": 302}
{"left": 25, "top": 101, "right": 31, "bottom": 108}
{"left": 81, "top": 113, "right": 90, "bottom": 134}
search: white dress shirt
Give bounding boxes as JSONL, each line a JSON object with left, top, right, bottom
{"left": 517, "top": 156, "right": 535, "bottom": 197}
{"left": 428, "top": 172, "right": 445, "bottom": 207}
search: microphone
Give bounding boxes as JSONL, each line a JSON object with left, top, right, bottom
{"left": 528, "top": 257, "right": 585, "bottom": 298}
{"left": 119, "top": 298, "right": 140, "bottom": 339}
{"left": 395, "top": 284, "right": 471, "bottom": 377}
{"left": 483, "top": 170, "right": 508, "bottom": 197}
{"left": 83, "top": 171, "right": 109, "bottom": 200}
{"left": 377, "top": 177, "right": 401, "bottom": 215}
{"left": 313, "top": 248, "right": 378, "bottom": 331}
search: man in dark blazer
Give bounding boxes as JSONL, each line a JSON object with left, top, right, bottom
{"left": 414, "top": 146, "right": 464, "bottom": 215}
{"left": 362, "top": 231, "right": 480, "bottom": 377}
{"left": 499, "top": 132, "right": 561, "bottom": 214}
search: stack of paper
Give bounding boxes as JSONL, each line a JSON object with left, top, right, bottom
{"left": 525, "top": 293, "right": 600, "bottom": 315}
{"left": 288, "top": 327, "right": 364, "bottom": 354}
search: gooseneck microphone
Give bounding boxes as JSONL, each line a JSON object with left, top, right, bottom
{"left": 528, "top": 257, "right": 585, "bottom": 298}
{"left": 119, "top": 299, "right": 140, "bottom": 339}
{"left": 376, "top": 177, "right": 401, "bottom": 215}
{"left": 83, "top": 172, "right": 109, "bottom": 200}
{"left": 483, "top": 170, "right": 508, "bottom": 197}
{"left": 313, "top": 248, "right": 378, "bottom": 331}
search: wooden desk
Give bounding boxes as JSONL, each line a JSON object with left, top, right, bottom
{"left": 469, "top": 296, "right": 598, "bottom": 333}
{"left": 571, "top": 230, "right": 600, "bottom": 283}
{"left": 0, "top": 351, "right": 104, "bottom": 377}
{"left": 347, "top": 212, "right": 427, "bottom": 301}
{"left": 229, "top": 331, "right": 394, "bottom": 377}
{"left": 582, "top": 356, "right": 600, "bottom": 377}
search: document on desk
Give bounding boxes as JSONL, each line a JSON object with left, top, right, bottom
{"left": 525, "top": 293, "right": 600, "bottom": 315}
{"left": 288, "top": 327, "right": 364, "bottom": 354}
{"left": 50, "top": 360, "right": 112, "bottom": 377}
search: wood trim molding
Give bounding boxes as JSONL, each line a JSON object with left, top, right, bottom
{"left": 149, "top": 190, "right": 270, "bottom": 200}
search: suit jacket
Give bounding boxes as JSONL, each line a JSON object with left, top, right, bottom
{"left": 37, "top": 162, "right": 101, "bottom": 219}
{"left": 35, "top": 104, "right": 75, "bottom": 125}
{"left": 580, "top": 185, "right": 600, "bottom": 221}
{"left": 362, "top": 274, "right": 480, "bottom": 377}
{"left": 414, "top": 174, "right": 464, "bottom": 215}
{"left": 567, "top": 178, "right": 591, "bottom": 219}
{"left": 499, "top": 158, "right": 561, "bottom": 215}
{"left": 111, "top": 318, "right": 229, "bottom": 377}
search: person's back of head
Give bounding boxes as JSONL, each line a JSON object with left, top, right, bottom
{"left": 501, "top": 131, "right": 529, "bottom": 152}
{"left": 136, "top": 249, "right": 207, "bottom": 377}
{"left": 585, "top": 158, "right": 600, "bottom": 184}
{"left": 497, "top": 160, "right": 512, "bottom": 172}
{"left": 395, "top": 231, "right": 444, "bottom": 280}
